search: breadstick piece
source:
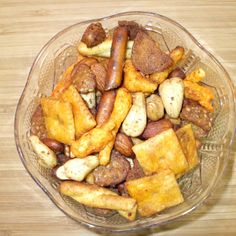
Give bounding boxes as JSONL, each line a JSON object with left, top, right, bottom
{"left": 105, "top": 27, "right": 128, "bottom": 90}
{"left": 60, "top": 181, "right": 137, "bottom": 220}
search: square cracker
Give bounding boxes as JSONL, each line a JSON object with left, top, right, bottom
{"left": 61, "top": 85, "right": 96, "bottom": 138}
{"left": 132, "top": 128, "right": 188, "bottom": 176}
{"left": 126, "top": 170, "right": 184, "bottom": 217}
{"left": 41, "top": 97, "right": 75, "bottom": 145}
{"left": 176, "top": 124, "right": 199, "bottom": 172}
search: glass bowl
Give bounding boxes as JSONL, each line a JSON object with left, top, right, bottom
{"left": 14, "top": 11, "right": 235, "bottom": 233}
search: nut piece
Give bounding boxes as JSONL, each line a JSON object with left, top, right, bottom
{"left": 81, "top": 22, "right": 106, "bottom": 48}
{"left": 63, "top": 155, "right": 99, "bottom": 181}
{"left": 146, "top": 94, "right": 164, "bottom": 121}
{"left": 41, "top": 137, "right": 64, "bottom": 154}
{"left": 91, "top": 63, "right": 107, "bottom": 92}
{"left": 159, "top": 77, "right": 184, "bottom": 118}
{"left": 131, "top": 31, "right": 173, "bottom": 74}
{"left": 54, "top": 165, "right": 69, "bottom": 180}
{"left": 72, "top": 64, "right": 96, "bottom": 93}
{"left": 122, "top": 92, "right": 147, "bottom": 137}
{"left": 30, "top": 105, "right": 47, "bottom": 139}
{"left": 29, "top": 135, "right": 57, "bottom": 169}
{"left": 114, "top": 133, "right": 134, "bottom": 157}
{"left": 142, "top": 119, "right": 173, "bottom": 139}
{"left": 168, "top": 67, "right": 185, "bottom": 79}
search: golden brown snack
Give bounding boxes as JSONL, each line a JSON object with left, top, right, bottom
{"left": 142, "top": 119, "right": 173, "bottom": 139}
{"left": 114, "top": 133, "right": 134, "bottom": 157}
{"left": 98, "top": 140, "right": 114, "bottom": 166}
{"left": 185, "top": 68, "right": 205, "bottom": 83}
{"left": 131, "top": 31, "right": 173, "bottom": 74}
{"left": 123, "top": 60, "right": 158, "bottom": 93}
{"left": 169, "top": 46, "right": 185, "bottom": 64}
{"left": 51, "top": 64, "right": 74, "bottom": 99}
{"left": 176, "top": 124, "right": 199, "bottom": 172}
{"left": 96, "top": 90, "right": 116, "bottom": 125}
{"left": 105, "top": 26, "right": 128, "bottom": 90}
{"left": 41, "top": 98, "right": 75, "bottom": 145}
{"left": 183, "top": 80, "right": 214, "bottom": 112}
{"left": 126, "top": 170, "right": 184, "bottom": 217}
{"left": 60, "top": 181, "right": 137, "bottom": 220}
{"left": 98, "top": 88, "right": 132, "bottom": 165}
{"left": 70, "top": 121, "right": 115, "bottom": 158}
{"left": 150, "top": 46, "right": 185, "bottom": 84}
{"left": 61, "top": 85, "right": 96, "bottom": 138}
{"left": 106, "top": 88, "right": 132, "bottom": 131}
{"left": 132, "top": 129, "right": 188, "bottom": 176}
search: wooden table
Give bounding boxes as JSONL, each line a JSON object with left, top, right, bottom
{"left": 0, "top": 0, "right": 235, "bottom": 235}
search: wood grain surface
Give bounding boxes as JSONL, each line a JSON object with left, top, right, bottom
{"left": 0, "top": 0, "right": 235, "bottom": 235}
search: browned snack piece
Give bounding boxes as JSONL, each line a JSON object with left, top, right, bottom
{"left": 71, "top": 64, "right": 96, "bottom": 93}
{"left": 81, "top": 22, "right": 106, "bottom": 48}
{"left": 96, "top": 90, "right": 116, "bottom": 125}
{"left": 93, "top": 150, "right": 130, "bottom": 187}
{"left": 118, "top": 20, "right": 145, "bottom": 40}
{"left": 180, "top": 99, "right": 213, "bottom": 132}
{"left": 40, "top": 138, "right": 64, "bottom": 154}
{"left": 56, "top": 153, "right": 71, "bottom": 165}
{"left": 114, "top": 133, "right": 134, "bottom": 157}
{"left": 168, "top": 67, "right": 186, "bottom": 79}
{"left": 142, "top": 119, "right": 173, "bottom": 139}
{"left": 91, "top": 63, "right": 107, "bottom": 92}
{"left": 105, "top": 26, "right": 128, "bottom": 90}
{"left": 126, "top": 159, "right": 145, "bottom": 181}
{"left": 131, "top": 31, "right": 173, "bottom": 74}
{"left": 30, "top": 105, "right": 47, "bottom": 139}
